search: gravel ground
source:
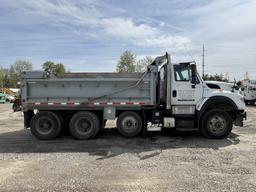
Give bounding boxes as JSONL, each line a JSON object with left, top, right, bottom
{"left": 0, "top": 103, "right": 255, "bottom": 192}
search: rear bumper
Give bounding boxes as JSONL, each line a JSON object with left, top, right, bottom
{"left": 234, "top": 111, "right": 247, "bottom": 127}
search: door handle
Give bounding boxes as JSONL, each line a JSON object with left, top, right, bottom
{"left": 173, "top": 90, "right": 177, "bottom": 97}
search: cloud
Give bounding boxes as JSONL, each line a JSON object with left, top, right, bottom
{"left": 2, "top": 0, "right": 256, "bottom": 79}
{"left": 2, "top": 0, "right": 190, "bottom": 49}
{"left": 174, "top": 0, "right": 256, "bottom": 79}
{"left": 100, "top": 17, "right": 190, "bottom": 48}
{"left": 186, "top": 0, "right": 256, "bottom": 42}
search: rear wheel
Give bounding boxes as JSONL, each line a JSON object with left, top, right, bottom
{"left": 201, "top": 109, "right": 233, "bottom": 139}
{"left": 55, "top": 111, "right": 69, "bottom": 135}
{"left": 69, "top": 111, "right": 100, "bottom": 139}
{"left": 117, "top": 111, "right": 142, "bottom": 137}
{"left": 30, "top": 111, "right": 62, "bottom": 140}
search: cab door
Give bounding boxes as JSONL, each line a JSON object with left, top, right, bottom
{"left": 170, "top": 64, "right": 203, "bottom": 114}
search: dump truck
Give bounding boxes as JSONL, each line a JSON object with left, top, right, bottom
{"left": 16, "top": 53, "right": 246, "bottom": 140}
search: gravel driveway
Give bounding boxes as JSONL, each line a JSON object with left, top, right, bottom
{"left": 0, "top": 103, "right": 255, "bottom": 192}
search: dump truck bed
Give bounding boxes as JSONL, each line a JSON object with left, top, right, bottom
{"left": 21, "top": 71, "right": 156, "bottom": 111}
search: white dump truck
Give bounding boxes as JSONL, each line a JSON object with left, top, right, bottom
{"left": 16, "top": 53, "right": 246, "bottom": 140}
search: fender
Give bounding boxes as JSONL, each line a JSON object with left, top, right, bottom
{"left": 196, "top": 96, "right": 238, "bottom": 127}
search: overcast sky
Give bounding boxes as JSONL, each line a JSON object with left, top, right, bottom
{"left": 0, "top": 0, "right": 256, "bottom": 80}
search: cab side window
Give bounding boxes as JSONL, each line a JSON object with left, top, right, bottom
{"left": 174, "top": 65, "right": 190, "bottom": 81}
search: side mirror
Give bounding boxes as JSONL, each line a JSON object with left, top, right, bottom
{"left": 190, "top": 64, "right": 197, "bottom": 84}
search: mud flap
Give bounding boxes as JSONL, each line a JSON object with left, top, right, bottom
{"left": 234, "top": 111, "right": 246, "bottom": 127}
{"left": 23, "top": 110, "right": 34, "bottom": 128}
{"left": 12, "top": 98, "right": 21, "bottom": 112}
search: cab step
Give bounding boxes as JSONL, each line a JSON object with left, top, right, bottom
{"left": 147, "top": 126, "right": 162, "bottom": 131}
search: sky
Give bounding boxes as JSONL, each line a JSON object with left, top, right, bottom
{"left": 0, "top": 0, "right": 256, "bottom": 80}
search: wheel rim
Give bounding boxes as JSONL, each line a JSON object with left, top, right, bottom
{"left": 36, "top": 117, "right": 54, "bottom": 135}
{"left": 208, "top": 115, "right": 227, "bottom": 135}
{"left": 75, "top": 118, "right": 93, "bottom": 135}
{"left": 121, "top": 116, "right": 138, "bottom": 133}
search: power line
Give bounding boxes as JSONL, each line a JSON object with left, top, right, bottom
{"left": 202, "top": 44, "right": 205, "bottom": 78}
{"left": 192, "top": 43, "right": 256, "bottom": 50}
{"left": 182, "top": 44, "right": 195, "bottom": 61}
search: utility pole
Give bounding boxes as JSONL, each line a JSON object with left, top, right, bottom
{"left": 202, "top": 44, "right": 205, "bottom": 79}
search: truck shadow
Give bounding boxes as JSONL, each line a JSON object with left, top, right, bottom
{"left": 0, "top": 128, "right": 240, "bottom": 160}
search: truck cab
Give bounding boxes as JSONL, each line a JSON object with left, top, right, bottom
{"left": 150, "top": 53, "right": 246, "bottom": 138}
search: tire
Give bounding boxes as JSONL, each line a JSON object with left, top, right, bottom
{"left": 117, "top": 111, "right": 142, "bottom": 137}
{"left": 69, "top": 111, "right": 100, "bottom": 139}
{"left": 102, "top": 120, "right": 107, "bottom": 128}
{"left": 30, "top": 111, "right": 62, "bottom": 140}
{"left": 201, "top": 109, "right": 233, "bottom": 139}
{"left": 54, "top": 111, "right": 67, "bottom": 135}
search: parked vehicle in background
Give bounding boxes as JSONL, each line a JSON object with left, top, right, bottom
{"left": 239, "top": 80, "right": 256, "bottom": 105}
{"left": 15, "top": 53, "right": 246, "bottom": 140}
{"left": 5, "top": 94, "right": 15, "bottom": 103}
{"left": 0, "top": 93, "right": 6, "bottom": 104}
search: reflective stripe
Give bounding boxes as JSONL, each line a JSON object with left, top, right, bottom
{"left": 27, "top": 102, "right": 147, "bottom": 106}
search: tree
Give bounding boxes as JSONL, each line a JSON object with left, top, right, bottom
{"left": 42, "top": 61, "right": 66, "bottom": 75}
{"left": 0, "top": 67, "right": 7, "bottom": 88}
{"left": 116, "top": 50, "right": 136, "bottom": 73}
{"left": 0, "top": 68, "right": 10, "bottom": 88}
{"left": 0, "top": 67, "right": 4, "bottom": 86}
{"left": 9, "top": 60, "right": 33, "bottom": 87}
{"left": 11, "top": 60, "right": 33, "bottom": 74}
{"left": 135, "top": 56, "right": 154, "bottom": 72}
{"left": 42, "top": 61, "right": 55, "bottom": 74}
{"left": 54, "top": 63, "right": 66, "bottom": 75}
{"left": 0, "top": 61, "right": 33, "bottom": 88}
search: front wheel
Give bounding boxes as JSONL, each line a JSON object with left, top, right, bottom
{"left": 201, "top": 110, "right": 233, "bottom": 139}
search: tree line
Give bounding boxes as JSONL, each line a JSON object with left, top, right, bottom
{"left": 116, "top": 50, "right": 232, "bottom": 82}
{"left": 1, "top": 50, "right": 240, "bottom": 88}
{"left": 203, "top": 74, "right": 229, "bottom": 82}
{"left": 0, "top": 61, "right": 66, "bottom": 88}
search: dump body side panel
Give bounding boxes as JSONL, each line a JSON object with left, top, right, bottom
{"left": 21, "top": 71, "right": 156, "bottom": 111}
